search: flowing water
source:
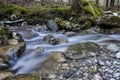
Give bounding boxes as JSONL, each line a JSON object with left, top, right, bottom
{"left": 9, "top": 26, "right": 120, "bottom": 74}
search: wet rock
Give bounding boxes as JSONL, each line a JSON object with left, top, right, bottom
{"left": 32, "top": 47, "right": 44, "bottom": 57}
{"left": 43, "top": 35, "right": 67, "bottom": 45}
{"left": 10, "top": 14, "right": 17, "bottom": 20}
{"left": 8, "top": 39, "right": 18, "bottom": 45}
{"left": 0, "top": 42, "right": 25, "bottom": 57}
{"left": 47, "top": 20, "right": 59, "bottom": 32}
{"left": 23, "top": 32, "right": 38, "bottom": 39}
{"left": 34, "top": 24, "right": 48, "bottom": 32}
{"left": 21, "top": 22, "right": 28, "bottom": 26}
{"left": 0, "top": 71, "right": 13, "bottom": 80}
{"left": 64, "top": 42, "right": 100, "bottom": 59}
{"left": 36, "top": 51, "right": 66, "bottom": 72}
{"left": 0, "top": 35, "right": 8, "bottom": 46}
{"left": 43, "top": 35, "right": 57, "bottom": 45}
{"left": 57, "top": 38, "right": 67, "bottom": 44}
{"left": 98, "top": 60, "right": 105, "bottom": 66}
{"left": 63, "top": 69, "right": 76, "bottom": 79}
{"left": 0, "top": 28, "right": 25, "bottom": 70}
{"left": 0, "top": 57, "right": 9, "bottom": 70}
{"left": 107, "top": 44, "right": 119, "bottom": 53}
{"left": 64, "top": 31, "right": 76, "bottom": 36}
{"left": 116, "top": 52, "right": 120, "bottom": 59}
{"left": 92, "top": 73, "right": 103, "bottom": 80}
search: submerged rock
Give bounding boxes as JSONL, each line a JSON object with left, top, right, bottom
{"left": 64, "top": 42, "right": 100, "bottom": 60}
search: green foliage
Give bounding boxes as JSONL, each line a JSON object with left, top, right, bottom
{"left": 0, "top": 3, "right": 27, "bottom": 20}
{"left": 83, "top": 1, "right": 104, "bottom": 19}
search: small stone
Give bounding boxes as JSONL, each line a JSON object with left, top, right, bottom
{"left": 21, "top": 22, "right": 28, "bottom": 26}
{"left": 113, "top": 73, "right": 120, "bottom": 78}
{"left": 48, "top": 74, "right": 56, "bottom": 79}
{"left": 10, "top": 14, "right": 17, "bottom": 20}
{"left": 63, "top": 69, "right": 76, "bottom": 79}
{"left": 110, "top": 78, "right": 115, "bottom": 80}
{"left": 108, "top": 70, "right": 113, "bottom": 73}
{"left": 92, "top": 73, "right": 103, "bottom": 80}
{"left": 61, "top": 63, "right": 69, "bottom": 70}
{"left": 64, "top": 31, "right": 76, "bottom": 36}
{"left": 98, "top": 60, "right": 105, "bottom": 66}
{"left": 107, "top": 44, "right": 119, "bottom": 52}
{"left": 116, "top": 52, "right": 120, "bottom": 59}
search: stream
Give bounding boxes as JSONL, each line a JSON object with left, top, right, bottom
{"left": 8, "top": 26, "right": 120, "bottom": 74}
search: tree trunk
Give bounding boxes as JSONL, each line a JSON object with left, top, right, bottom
{"left": 71, "top": 0, "right": 82, "bottom": 12}
{"left": 106, "top": 0, "right": 109, "bottom": 8}
{"left": 96, "top": 0, "right": 99, "bottom": 4}
{"left": 110, "top": 0, "right": 115, "bottom": 7}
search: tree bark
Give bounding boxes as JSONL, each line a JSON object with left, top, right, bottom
{"left": 106, "top": 0, "right": 109, "bottom": 8}
{"left": 110, "top": 0, "right": 115, "bottom": 7}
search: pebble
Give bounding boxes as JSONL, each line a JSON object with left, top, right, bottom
{"left": 107, "top": 44, "right": 119, "bottom": 52}
{"left": 116, "top": 52, "right": 120, "bottom": 59}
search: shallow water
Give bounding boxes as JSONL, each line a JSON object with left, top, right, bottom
{"left": 9, "top": 26, "right": 120, "bottom": 74}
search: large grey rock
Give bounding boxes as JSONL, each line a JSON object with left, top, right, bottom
{"left": 116, "top": 52, "right": 120, "bottom": 59}
{"left": 34, "top": 24, "right": 48, "bottom": 32}
{"left": 47, "top": 20, "right": 59, "bottom": 32}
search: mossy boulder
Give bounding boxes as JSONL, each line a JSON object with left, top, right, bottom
{"left": 64, "top": 42, "right": 100, "bottom": 60}
{"left": 99, "top": 16, "right": 120, "bottom": 29}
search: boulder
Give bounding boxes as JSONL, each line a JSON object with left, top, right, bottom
{"left": 10, "top": 14, "right": 17, "bottom": 20}
{"left": 0, "top": 28, "right": 25, "bottom": 70}
{"left": 36, "top": 51, "right": 66, "bottom": 72}
{"left": 43, "top": 35, "right": 58, "bottom": 45}
{"left": 47, "top": 20, "right": 59, "bottom": 32}
{"left": 43, "top": 35, "right": 67, "bottom": 45}
{"left": 34, "top": 24, "right": 48, "bottom": 32}
{"left": 64, "top": 42, "right": 100, "bottom": 60}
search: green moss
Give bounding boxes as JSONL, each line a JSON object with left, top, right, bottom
{"left": 83, "top": 1, "right": 103, "bottom": 19}
{"left": 66, "top": 42, "right": 100, "bottom": 54}
{"left": 4, "top": 74, "right": 40, "bottom": 80}
{"left": 81, "top": 21, "right": 91, "bottom": 29}
{"left": 101, "top": 16, "right": 120, "bottom": 28}
{"left": 0, "top": 3, "right": 27, "bottom": 20}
